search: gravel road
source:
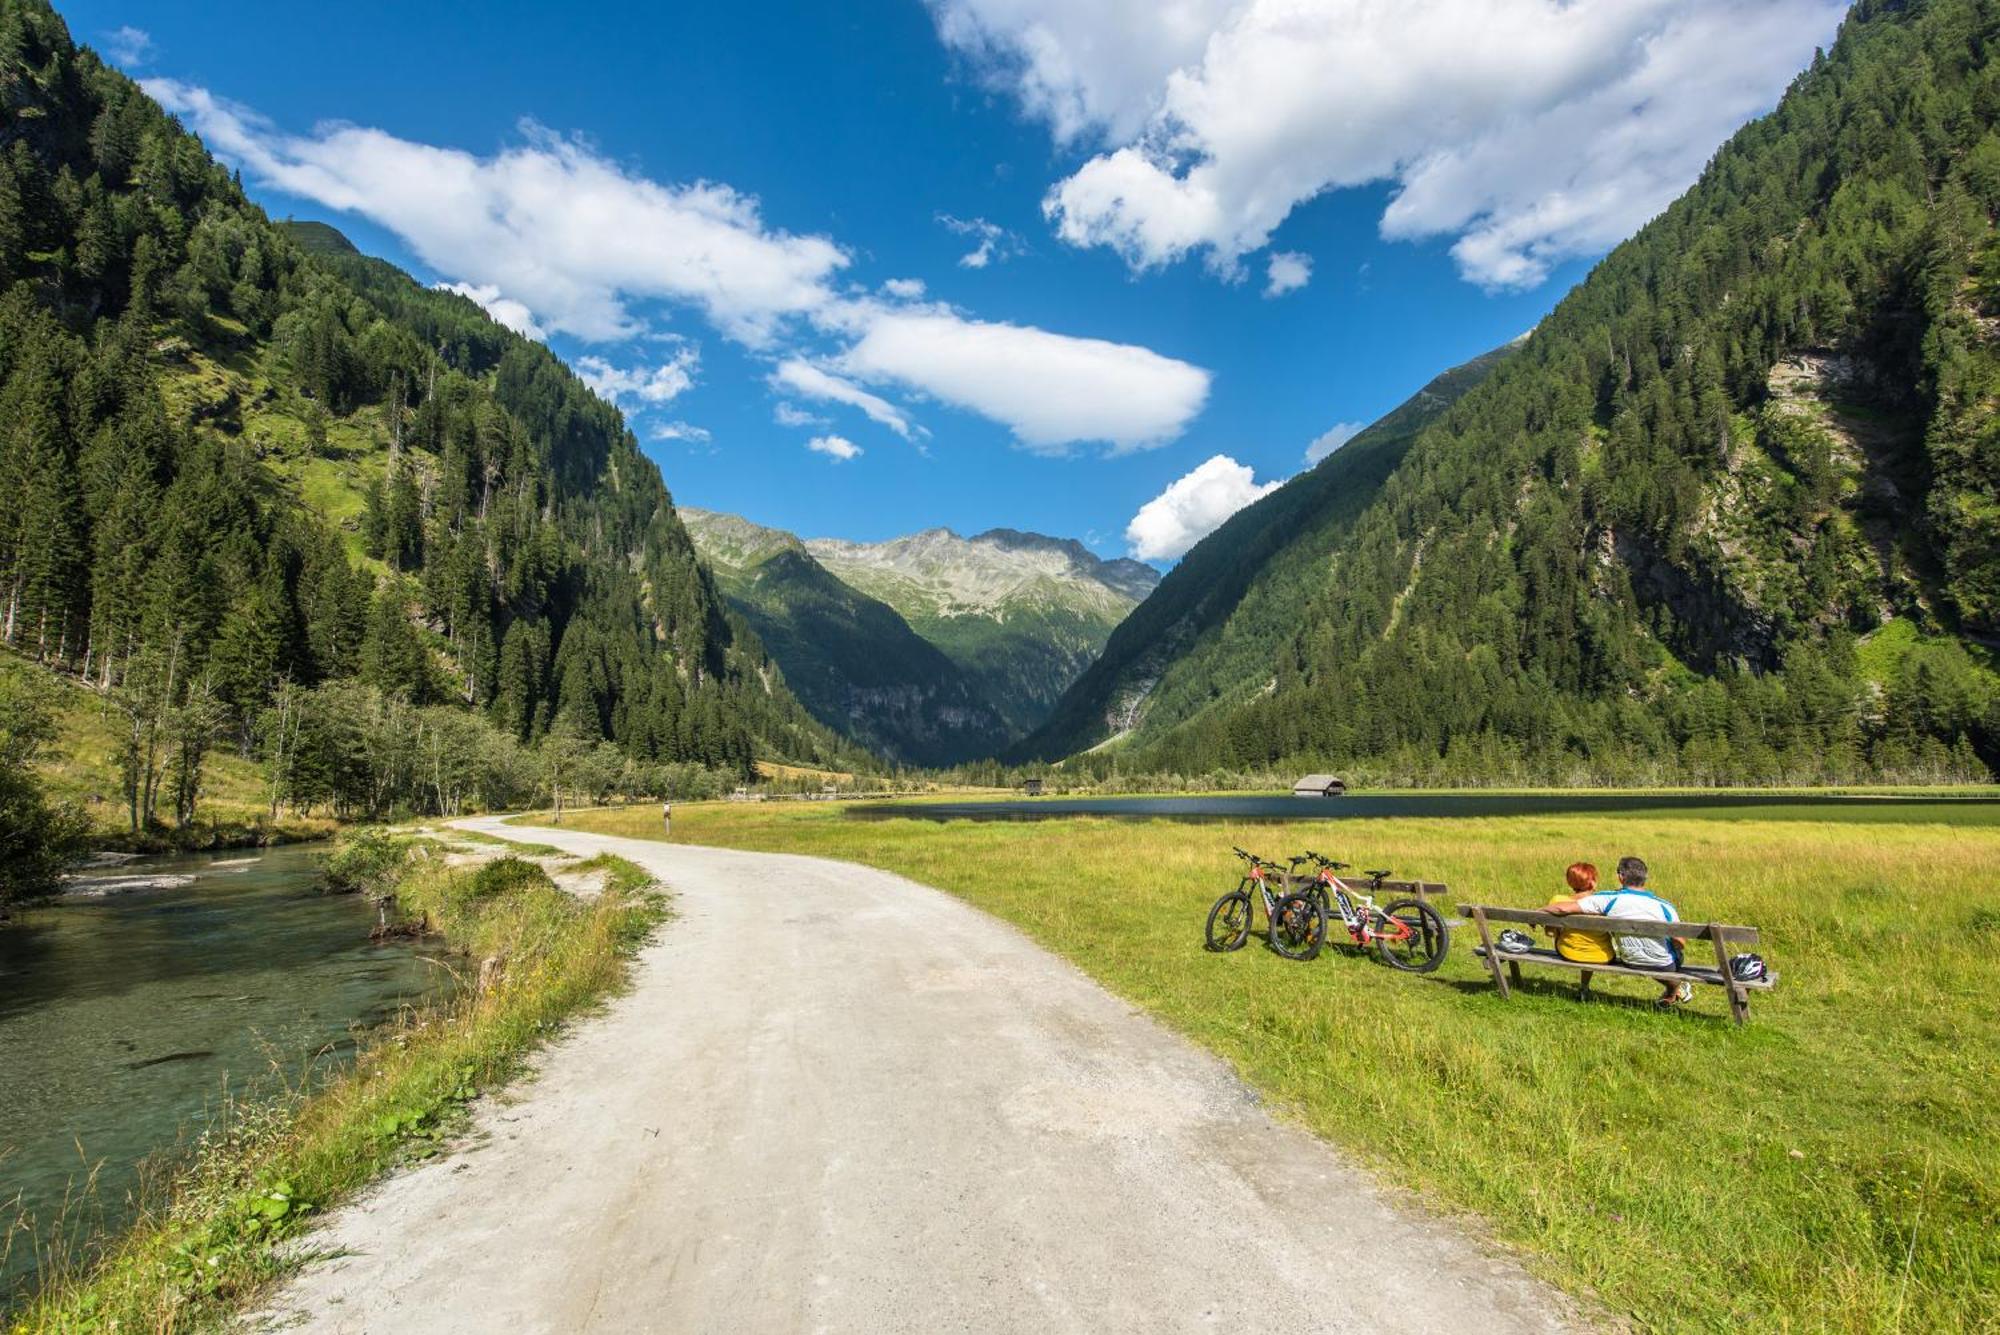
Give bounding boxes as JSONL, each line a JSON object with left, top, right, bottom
{"left": 250, "top": 817, "right": 1581, "bottom": 1334}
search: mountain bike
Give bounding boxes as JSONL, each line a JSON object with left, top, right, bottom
{"left": 1204, "top": 848, "right": 1325, "bottom": 959}
{"left": 1286, "top": 852, "right": 1450, "bottom": 973}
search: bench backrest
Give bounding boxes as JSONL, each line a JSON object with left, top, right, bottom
{"left": 1285, "top": 875, "right": 1450, "bottom": 899}
{"left": 1460, "top": 905, "right": 1760, "bottom": 946}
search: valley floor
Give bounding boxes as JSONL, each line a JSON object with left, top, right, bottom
{"left": 249, "top": 815, "right": 1574, "bottom": 1334}
{"left": 548, "top": 797, "right": 2000, "bottom": 1331}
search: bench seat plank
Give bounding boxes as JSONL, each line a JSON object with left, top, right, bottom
{"left": 1472, "top": 944, "right": 1777, "bottom": 990}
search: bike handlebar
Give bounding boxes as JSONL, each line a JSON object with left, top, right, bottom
{"left": 1303, "top": 850, "right": 1351, "bottom": 870}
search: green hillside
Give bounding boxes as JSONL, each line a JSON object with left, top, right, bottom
{"left": 682, "top": 509, "right": 1010, "bottom": 765}
{"left": 0, "top": 0, "right": 862, "bottom": 833}
{"left": 1036, "top": 0, "right": 2000, "bottom": 786}
{"left": 1014, "top": 342, "right": 1515, "bottom": 761}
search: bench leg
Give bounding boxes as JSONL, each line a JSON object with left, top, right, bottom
{"left": 1470, "top": 908, "right": 1509, "bottom": 999}
{"left": 1507, "top": 960, "right": 1523, "bottom": 989}
{"left": 1711, "top": 931, "right": 1750, "bottom": 1025}
{"left": 1578, "top": 970, "right": 1593, "bottom": 1001}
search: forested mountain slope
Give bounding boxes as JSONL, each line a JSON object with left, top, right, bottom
{"left": 681, "top": 509, "right": 1010, "bottom": 765}
{"left": 0, "top": 0, "right": 861, "bottom": 824}
{"left": 1014, "top": 343, "right": 1515, "bottom": 761}
{"left": 802, "top": 526, "right": 1159, "bottom": 735}
{"left": 1047, "top": 0, "right": 2000, "bottom": 786}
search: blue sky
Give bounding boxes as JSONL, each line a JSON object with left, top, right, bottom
{"left": 69, "top": 1, "right": 1845, "bottom": 563}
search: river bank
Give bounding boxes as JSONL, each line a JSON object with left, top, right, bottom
{"left": 7, "top": 828, "right": 663, "bottom": 1330}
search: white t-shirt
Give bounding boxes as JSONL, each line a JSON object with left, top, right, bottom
{"left": 1572, "top": 888, "right": 1679, "bottom": 968}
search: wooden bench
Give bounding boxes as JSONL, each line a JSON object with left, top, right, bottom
{"left": 1459, "top": 905, "right": 1775, "bottom": 1024}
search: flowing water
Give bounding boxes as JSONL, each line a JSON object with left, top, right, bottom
{"left": 0, "top": 844, "right": 448, "bottom": 1302}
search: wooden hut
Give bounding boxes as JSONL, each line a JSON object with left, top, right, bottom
{"left": 1291, "top": 774, "right": 1346, "bottom": 797}
{"left": 1022, "top": 778, "right": 1046, "bottom": 797}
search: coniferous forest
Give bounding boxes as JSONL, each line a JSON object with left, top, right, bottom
{"left": 0, "top": 0, "right": 862, "bottom": 867}
{"left": 1027, "top": 0, "right": 2000, "bottom": 788}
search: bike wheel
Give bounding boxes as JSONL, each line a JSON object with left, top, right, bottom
{"left": 1204, "top": 889, "right": 1253, "bottom": 952}
{"left": 1270, "top": 892, "right": 1327, "bottom": 961}
{"left": 1374, "top": 898, "right": 1448, "bottom": 973}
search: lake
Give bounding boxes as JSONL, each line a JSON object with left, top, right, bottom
{"left": 849, "top": 791, "right": 2000, "bottom": 824}
{"left": 0, "top": 844, "right": 447, "bottom": 1303}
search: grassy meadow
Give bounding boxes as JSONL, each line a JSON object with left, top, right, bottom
{"left": 551, "top": 797, "right": 1999, "bottom": 1332}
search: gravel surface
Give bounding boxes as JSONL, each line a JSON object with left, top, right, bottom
{"left": 248, "top": 816, "right": 1582, "bottom": 1334}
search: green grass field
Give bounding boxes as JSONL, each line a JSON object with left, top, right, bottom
{"left": 549, "top": 798, "right": 2000, "bottom": 1332}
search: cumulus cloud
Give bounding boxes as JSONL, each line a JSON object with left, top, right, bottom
{"left": 648, "top": 420, "right": 712, "bottom": 444}
{"left": 147, "top": 79, "right": 1215, "bottom": 452}
{"left": 145, "top": 80, "right": 848, "bottom": 343}
{"left": 1303, "top": 421, "right": 1364, "bottom": 465}
{"left": 1264, "top": 251, "right": 1310, "bottom": 298}
{"left": 938, "top": 213, "right": 1027, "bottom": 268}
{"left": 436, "top": 281, "right": 545, "bottom": 340}
{"left": 103, "top": 26, "right": 153, "bottom": 66}
{"left": 771, "top": 359, "right": 917, "bottom": 440}
{"left": 1125, "top": 454, "right": 1281, "bottom": 562}
{"left": 938, "top": 0, "right": 1844, "bottom": 289}
{"left": 773, "top": 401, "right": 828, "bottom": 428}
{"left": 807, "top": 434, "right": 862, "bottom": 462}
{"left": 575, "top": 344, "right": 700, "bottom": 405}
{"left": 840, "top": 309, "right": 1210, "bottom": 455}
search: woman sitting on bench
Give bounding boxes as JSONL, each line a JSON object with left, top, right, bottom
{"left": 1543, "top": 856, "right": 1693, "bottom": 1009}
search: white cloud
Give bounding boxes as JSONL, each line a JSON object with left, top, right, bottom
{"left": 941, "top": 0, "right": 1844, "bottom": 289}
{"left": 927, "top": 0, "right": 1235, "bottom": 144}
{"left": 145, "top": 80, "right": 848, "bottom": 343}
{"left": 938, "top": 213, "right": 1026, "bottom": 268}
{"left": 148, "top": 80, "right": 1214, "bottom": 453}
{"left": 648, "top": 420, "right": 712, "bottom": 444}
{"left": 575, "top": 344, "right": 700, "bottom": 406}
{"left": 1304, "top": 421, "right": 1364, "bottom": 465}
{"left": 103, "top": 26, "right": 153, "bottom": 66}
{"left": 882, "top": 277, "right": 926, "bottom": 299}
{"left": 1264, "top": 251, "right": 1310, "bottom": 298}
{"left": 1125, "top": 454, "right": 1280, "bottom": 561}
{"left": 807, "top": 434, "right": 862, "bottom": 462}
{"left": 770, "top": 359, "right": 917, "bottom": 440}
{"left": 773, "top": 402, "right": 828, "bottom": 428}
{"left": 840, "top": 308, "right": 1210, "bottom": 455}
{"left": 436, "top": 281, "right": 545, "bottom": 340}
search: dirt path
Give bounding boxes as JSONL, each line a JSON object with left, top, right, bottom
{"left": 252, "top": 818, "right": 1580, "bottom": 1334}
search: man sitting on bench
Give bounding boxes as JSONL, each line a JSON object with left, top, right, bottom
{"left": 1543, "top": 856, "right": 1692, "bottom": 1009}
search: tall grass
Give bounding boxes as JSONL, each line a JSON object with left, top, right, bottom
{"left": 11, "top": 837, "right": 663, "bottom": 1333}
{"left": 561, "top": 800, "right": 2000, "bottom": 1332}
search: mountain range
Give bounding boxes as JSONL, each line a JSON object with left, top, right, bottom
{"left": 682, "top": 510, "right": 1156, "bottom": 764}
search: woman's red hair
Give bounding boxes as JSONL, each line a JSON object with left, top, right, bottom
{"left": 1565, "top": 862, "right": 1598, "bottom": 893}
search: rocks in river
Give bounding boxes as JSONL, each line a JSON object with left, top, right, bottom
{"left": 125, "top": 1050, "right": 218, "bottom": 1070}
{"left": 64, "top": 873, "right": 199, "bottom": 897}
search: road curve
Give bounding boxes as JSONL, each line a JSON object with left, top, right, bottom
{"left": 252, "top": 817, "right": 1580, "bottom": 1334}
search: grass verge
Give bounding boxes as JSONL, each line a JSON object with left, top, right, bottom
{"left": 11, "top": 830, "right": 664, "bottom": 1333}
{"left": 553, "top": 799, "right": 2000, "bottom": 1332}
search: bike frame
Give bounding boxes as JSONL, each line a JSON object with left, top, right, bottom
{"left": 1306, "top": 869, "right": 1419, "bottom": 948}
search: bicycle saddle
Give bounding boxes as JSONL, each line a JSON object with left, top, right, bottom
{"left": 1365, "top": 868, "right": 1393, "bottom": 880}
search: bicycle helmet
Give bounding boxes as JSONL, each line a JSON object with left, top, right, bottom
{"left": 1729, "top": 953, "right": 1767, "bottom": 983}
{"left": 1496, "top": 929, "right": 1535, "bottom": 953}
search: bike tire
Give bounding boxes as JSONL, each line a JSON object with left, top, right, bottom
{"left": 1270, "top": 891, "right": 1326, "bottom": 961}
{"left": 1204, "top": 889, "right": 1253, "bottom": 952}
{"left": 1375, "top": 898, "right": 1448, "bottom": 973}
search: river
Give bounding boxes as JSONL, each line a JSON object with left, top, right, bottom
{"left": 0, "top": 844, "right": 448, "bottom": 1303}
